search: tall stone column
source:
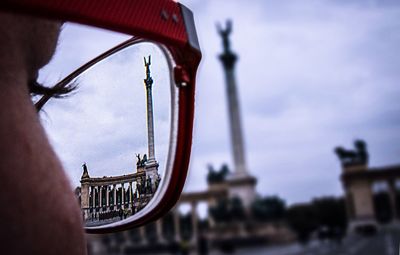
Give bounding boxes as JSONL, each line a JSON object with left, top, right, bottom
{"left": 144, "top": 56, "right": 156, "bottom": 164}
{"left": 142, "top": 56, "right": 159, "bottom": 185}
{"left": 218, "top": 21, "right": 248, "bottom": 177}
{"left": 217, "top": 21, "right": 257, "bottom": 208}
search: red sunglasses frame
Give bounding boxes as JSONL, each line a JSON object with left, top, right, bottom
{"left": 0, "top": 0, "right": 201, "bottom": 233}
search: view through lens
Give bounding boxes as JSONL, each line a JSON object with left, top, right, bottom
{"left": 40, "top": 42, "right": 172, "bottom": 227}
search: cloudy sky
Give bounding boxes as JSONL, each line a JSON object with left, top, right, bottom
{"left": 39, "top": 0, "right": 400, "bottom": 205}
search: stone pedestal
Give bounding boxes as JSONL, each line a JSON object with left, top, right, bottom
{"left": 81, "top": 183, "right": 90, "bottom": 209}
{"left": 348, "top": 218, "right": 378, "bottom": 233}
{"left": 227, "top": 175, "right": 257, "bottom": 208}
{"left": 145, "top": 162, "right": 159, "bottom": 189}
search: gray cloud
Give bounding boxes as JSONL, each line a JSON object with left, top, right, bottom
{"left": 181, "top": 0, "right": 400, "bottom": 204}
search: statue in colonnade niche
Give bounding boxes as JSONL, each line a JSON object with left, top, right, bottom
{"left": 136, "top": 178, "right": 142, "bottom": 196}
{"left": 137, "top": 177, "right": 146, "bottom": 195}
{"left": 154, "top": 174, "right": 161, "bottom": 190}
{"left": 146, "top": 177, "right": 153, "bottom": 194}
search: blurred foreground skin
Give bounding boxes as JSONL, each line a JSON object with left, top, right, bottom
{"left": 0, "top": 13, "right": 86, "bottom": 254}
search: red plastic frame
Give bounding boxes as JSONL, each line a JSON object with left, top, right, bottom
{"left": 0, "top": 0, "right": 201, "bottom": 233}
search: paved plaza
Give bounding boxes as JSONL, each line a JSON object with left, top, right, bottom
{"left": 210, "top": 226, "right": 399, "bottom": 255}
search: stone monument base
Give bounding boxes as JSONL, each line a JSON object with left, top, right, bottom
{"left": 347, "top": 217, "right": 378, "bottom": 234}
{"left": 227, "top": 174, "right": 257, "bottom": 208}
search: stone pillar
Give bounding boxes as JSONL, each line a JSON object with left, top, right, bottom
{"left": 173, "top": 208, "right": 181, "bottom": 242}
{"left": 106, "top": 186, "right": 110, "bottom": 209}
{"left": 156, "top": 219, "right": 164, "bottom": 243}
{"left": 139, "top": 226, "right": 147, "bottom": 244}
{"left": 347, "top": 179, "right": 376, "bottom": 231}
{"left": 129, "top": 182, "right": 133, "bottom": 207}
{"left": 191, "top": 202, "right": 198, "bottom": 244}
{"left": 207, "top": 198, "right": 217, "bottom": 228}
{"left": 388, "top": 180, "right": 398, "bottom": 220}
{"left": 345, "top": 190, "right": 355, "bottom": 220}
{"left": 224, "top": 67, "right": 247, "bottom": 176}
{"left": 81, "top": 183, "right": 89, "bottom": 210}
{"left": 99, "top": 186, "right": 103, "bottom": 210}
{"left": 113, "top": 184, "right": 117, "bottom": 207}
{"left": 92, "top": 186, "right": 95, "bottom": 208}
{"left": 121, "top": 183, "right": 125, "bottom": 208}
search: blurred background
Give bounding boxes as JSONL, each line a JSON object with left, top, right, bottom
{"left": 40, "top": 0, "right": 400, "bottom": 254}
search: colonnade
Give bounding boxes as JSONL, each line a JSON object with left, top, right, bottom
{"left": 123, "top": 202, "right": 199, "bottom": 245}
{"left": 89, "top": 182, "right": 136, "bottom": 210}
{"left": 82, "top": 178, "right": 156, "bottom": 222}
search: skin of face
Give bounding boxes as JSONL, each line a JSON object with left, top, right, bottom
{"left": 0, "top": 12, "right": 86, "bottom": 254}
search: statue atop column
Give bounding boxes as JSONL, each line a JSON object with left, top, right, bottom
{"left": 217, "top": 20, "right": 237, "bottom": 70}
{"left": 335, "top": 140, "right": 369, "bottom": 166}
{"left": 144, "top": 55, "right": 153, "bottom": 88}
{"left": 217, "top": 20, "right": 232, "bottom": 54}
{"left": 135, "top": 153, "right": 148, "bottom": 167}
{"left": 81, "top": 162, "right": 90, "bottom": 179}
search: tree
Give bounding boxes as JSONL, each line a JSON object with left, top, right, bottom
{"left": 287, "top": 197, "right": 348, "bottom": 244}
{"left": 312, "top": 197, "right": 347, "bottom": 230}
{"left": 180, "top": 214, "right": 193, "bottom": 241}
{"left": 230, "top": 197, "right": 246, "bottom": 221}
{"left": 209, "top": 198, "right": 231, "bottom": 223}
{"left": 209, "top": 197, "right": 246, "bottom": 223}
{"left": 251, "top": 196, "right": 286, "bottom": 222}
{"left": 287, "top": 204, "right": 318, "bottom": 244}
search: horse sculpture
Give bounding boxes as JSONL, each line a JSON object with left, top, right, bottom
{"left": 334, "top": 140, "right": 368, "bottom": 166}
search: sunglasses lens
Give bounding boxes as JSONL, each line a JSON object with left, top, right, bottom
{"left": 40, "top": 42, "right": 174, "bottom": 227}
